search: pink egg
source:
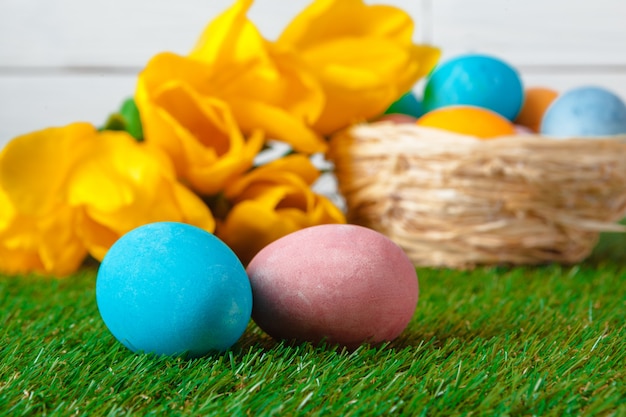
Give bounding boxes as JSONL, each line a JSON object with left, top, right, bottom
{"left": 376, "top": 113, "right": 418, "bottom": 124}
{"left": 246, "top": 224, "right": 419, "bottom": 348}
{"left": 514, "top": 124, "right": 534, "bottom": 134}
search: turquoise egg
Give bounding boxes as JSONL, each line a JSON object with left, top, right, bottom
{"left": 422, "top": 54, "right": 524, "bottom": 121}
{"left": 96, "top": 222, "right": 252, "bottom": 358}
{"left": 384, "top": 91, "right": 424, "bottom": 118}
{"left": 540, "top": 86, "right": 626, "bottom": 138}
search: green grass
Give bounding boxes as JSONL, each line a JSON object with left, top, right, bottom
{"left": 1, "top": 236, "right": 625, "bottom": 416}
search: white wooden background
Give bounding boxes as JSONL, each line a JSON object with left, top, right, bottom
{"left": 1, "top": 0, "right": 625, "bottom": 148}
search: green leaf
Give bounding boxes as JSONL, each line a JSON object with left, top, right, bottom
{"left": 119, "top": 98, "right": 143, "bottom": 141}
{"left": 100, "top": 114, "right": 127, "bottom": 132}
{"left": 100, "top": 97, "right": 144, "bottom": 141}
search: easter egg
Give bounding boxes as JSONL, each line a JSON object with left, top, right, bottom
{"left": 540, "top": 86, "right": 626, "bottom": 138}
{"left": 384, "top": 91, "right": 424, "bottom": 118}
{"left": 514, "top": 87, "right": 559, "bottom": 133}
{"left": 247, "top": 224, "right": 418, "bottom": 349}
{"left": 96, "top": 222, "right": 252, "bottom": 358}
{"left": 416, "top": 105, "right": 517, "bottom": 139}
{"left": 376, "top": 113, "right": 418, "bottom": 124}
{"left": 422, "top": 54, "right": 524, "bottom": 121}
{"left": 514, "top": 125, "right": 534, "bottom": 134}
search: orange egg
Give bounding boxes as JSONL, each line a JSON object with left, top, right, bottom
{"left": 416, "top": 105, "right": 517, "bottom": 139}
{"left": 515, "top": 87, "right": 559, "bottom": 133}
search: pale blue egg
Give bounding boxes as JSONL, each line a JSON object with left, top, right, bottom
{"left": 422, "top": 54, "right": 524, "bottom": 121}
{"left": 540, "top": 86, "right": 626, "bottom": 138}
{"left": 96, "top": 222, "right": 252, "bottom": 358}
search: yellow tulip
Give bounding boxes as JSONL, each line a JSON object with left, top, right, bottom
{"left": 190, "top": 0, "right": 326, "bottom": 150}
{"left": 0, "top": 123, "right": 94, "bottom": 217}
{"left": 277, "top": 0, "right": 440, "bottom": 135}
{"left": 0, "top": 124, "right": 94, "bottom": 276}
{"left": 136, "top": 55, "right": 267, "bottom": 194}
{"left": 67, "top": 130, "right": 216, "bottom": 260}
{"left": 0, "top": 186, "right": 87, "bottom": 277}
{"left": 136, "top": 0, "right": 327, "bottom": 160}
{"left": 0, "top": 124, "right": 215, "bottom": 276}
{"left": 217, "top": 154, "right": 345, "bottom": 264}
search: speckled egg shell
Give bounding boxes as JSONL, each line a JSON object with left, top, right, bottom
{"left": 540, "top": 85, "right": 626, "bottom": 137}
{"left": 247, "top": 224, "right": 419, "bottom": 349}
{"left": 422, "top": 53, "right": 524, "bottom": 121}
{"left": 96, "top": 222, "right": 252, "bottom": 358}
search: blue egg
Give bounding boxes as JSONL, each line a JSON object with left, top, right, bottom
{"left": 96, "top": 222, "right": 252, "bottom": 358}
{"left": 540, "top": 86, "right": 626, "bottom": 138}
{"left": 384, "top": 91, "right": 424, "bottom": 118}
{"left": 422, "top": 54, "right": 524, "bottom": 121}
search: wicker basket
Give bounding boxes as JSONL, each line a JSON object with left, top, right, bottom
{"left": 328, "top": 122, "right": 626, "bottom": 268}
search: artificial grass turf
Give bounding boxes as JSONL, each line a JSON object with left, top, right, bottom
{"left": 0, "top": 240, "right": 624, "bottom": 416}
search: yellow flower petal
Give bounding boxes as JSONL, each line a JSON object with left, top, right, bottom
{"left": 138, "top": 0, "right": 327, "bottom": 154}
{"left": 137, "top": 54, "right": 268, "bottom": 193}
{"left": 0, "top": 182, "right": 16, "bottom": 231}
{"left": 0, "top": 121, "right": 216, "bottom": 275}
{"left": 170, "top": 182, "right": 217, "bottom": 232}
{"left": 279, "top": 0, "right": 415, "bottom": 48}
{"left": 0, "top": 124, "right": 106, "bottom": 276}
{"left": 217, "top": 154, "right": 345, "bottom": 264}
{"left": 190, "top": 0, "right": 323, "bottom": 122}
{"left": 36, "top": 207, "right": 89, "bottom": 275}
{"left": 217, "top": 200, "right": 299, "bottom": 265}
{"left": 0, "top": 123, "right": 96, "bottom": 216}
{"left": 218, "top": 183, "right": 345, "bottom": 265}
{"left": 67, "top": 131, "right": 168, "bottom": 210}
{"left": 277, "top": 0, "right": 440, "bottom": 134}
{"left": 228, "top": 98, "right": 325, "bottom": 154}
{"left": 79, "top": 176, "right": 216, "bottom": 261}
{"left": 153, "top": 85, "right": 265, "bottom": 195}
{"left": 0, "top": 190, "right": 87, "bottom": 277}
{"left": 224, "top": 154, "right": 320, "bottom": 199}
{"left": 189, "top": 0, "right": 260, "bottom": 67}
{"left": 74, "top": 210, "right": 120, "bottom": 262}
{"left": 65, "top": 131, "right": 216, "bottom": 260}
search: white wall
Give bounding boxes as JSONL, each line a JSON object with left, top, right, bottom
{"left": 1, "top": 0, "right": 625, "bottom": 147}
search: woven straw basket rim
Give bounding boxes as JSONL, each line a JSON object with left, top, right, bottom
{"left": 328, "top": 122, "right": 626, "bottom": 268}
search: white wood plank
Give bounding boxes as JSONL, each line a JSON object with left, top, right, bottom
{"left": 430, "top": 0, "right": 626, "bottom": 67}
{"left": 0, "top": 74, "right": 137, "bottom": 147}
{"left": 2, "top": 0, "right": 624, "bottom": 68}
{"left": 0, "top": 0, "right": 232, "bottom": 68}
{"left": 0, "top": 0, "right": 424, "bottom": 68}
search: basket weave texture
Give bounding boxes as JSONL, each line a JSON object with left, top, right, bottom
{"left": 328, "top": 122, "right": 626, "bottom": 268}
